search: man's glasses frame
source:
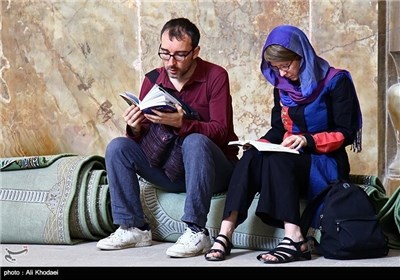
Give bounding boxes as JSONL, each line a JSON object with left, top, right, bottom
{"left": 158, "top": 45, "right": 194, "bottom": 62}
{"left": 269, "top": 60, "right": 294, "bottom": 73}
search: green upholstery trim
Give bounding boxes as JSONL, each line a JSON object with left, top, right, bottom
{"left": 378, "top": 187, "right": 400, "bottom": 249}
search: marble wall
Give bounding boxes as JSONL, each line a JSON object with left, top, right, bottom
{"left": 1, "top": 0, "right": 396, "bottom": 191}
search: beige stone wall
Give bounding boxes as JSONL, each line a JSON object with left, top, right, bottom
{"left": 1, "top": 0, "right": 394, "bottom": 187}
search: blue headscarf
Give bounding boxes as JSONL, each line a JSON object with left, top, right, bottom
{"left": 261, "top": 25, "right": 331, "bottom": 106}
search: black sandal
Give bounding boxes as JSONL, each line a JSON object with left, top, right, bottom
{"left": 256, "top": 237, "right": 311, "bottom": 264}
{"left": 204, "top": 234, "right": 233, "bottom": 261}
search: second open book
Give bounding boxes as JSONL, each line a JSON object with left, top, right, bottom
{"left": 228, "top": 140, "right": 299, "bottom": 154}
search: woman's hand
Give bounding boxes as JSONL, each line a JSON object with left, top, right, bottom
{"left": 281, "top": 135, "right": 307, "bottom": 150}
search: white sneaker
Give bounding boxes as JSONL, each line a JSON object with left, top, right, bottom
{"left": 96, "top": 227, "right": 152, "bottom": 250}
{"left": 166, "top": 227, "right": 212, "bottom": 258}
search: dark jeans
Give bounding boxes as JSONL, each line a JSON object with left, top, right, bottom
{"left": 105, "top": 133, "right": 236, "bottom": 229}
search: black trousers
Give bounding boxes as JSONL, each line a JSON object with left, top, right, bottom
{"left": 222, "top": 148, "right": 311, "bottom": 229}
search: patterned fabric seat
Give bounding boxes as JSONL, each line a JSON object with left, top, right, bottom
{"left": 139, "top": 174, "right": 394, "bottom": 251}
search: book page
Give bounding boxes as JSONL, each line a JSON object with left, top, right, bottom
{"left": 140, "top": 84, "right": 179, "bottom": 112}
{"left": 142, "top": 84, "right": 181, "bottom": 105}
{"left": 119, "top": 92, "right": 140, "bottom": 106}
{"left": 119, "top": 86, "right": 177, "bottom": 113}
{"left": 228, "top": 140, "right": 299, "bottom": 154}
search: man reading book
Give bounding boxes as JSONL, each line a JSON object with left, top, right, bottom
{"left": 97, "top": 17, "right": 239, "bottom": 258}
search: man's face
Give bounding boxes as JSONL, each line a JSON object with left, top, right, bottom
{"left": 159, "top": 32, "right": 198, "bottom": 80}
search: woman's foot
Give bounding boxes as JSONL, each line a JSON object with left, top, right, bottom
{"left": 256, "top": 237, "right": 311, "bottom": 264}
{"left": 204, "top": 234, "right": 233, "bottom": 261}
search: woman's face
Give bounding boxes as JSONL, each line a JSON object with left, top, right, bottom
{"left": 270, "top": 59, "right": 300, "bottom": 81}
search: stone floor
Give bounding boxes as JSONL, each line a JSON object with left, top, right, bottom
{"left": 1, "top": 240, "right": 399, "bottom": 277}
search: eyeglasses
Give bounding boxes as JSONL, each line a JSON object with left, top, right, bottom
{"left": 158, "top": 45, "right": 194, "bottom": 62}
{"left": 269, "top": 60, "right": 294, "bottom": 73}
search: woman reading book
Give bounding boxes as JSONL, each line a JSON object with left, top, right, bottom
{"left": 204, "top": 25, "right": 363, "bottom": 264}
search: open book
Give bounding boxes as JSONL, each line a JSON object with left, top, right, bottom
{"left": 120, "top": 84, "right": 199, "bottom": 119}
{"left": 120, "top": 84, "right": 180, "bottom": 114}
{"left": 228, "top": 140, "right": 299, "bottom": 154}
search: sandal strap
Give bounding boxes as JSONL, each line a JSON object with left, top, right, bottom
{"left": 207, "top": 248, "right": 225, "bottom": 255}
{"left": 212, "top": 234, "right": 233, "bottom": 254}
{"left": 205, "top": 234, "right": 233, "bottom": 261}
{"left": 278, "top": 237, "right": 304, "bottom": 252}
{"left": 214, "top": 234, "right": 233, "bottom": 248}
{"left": 263, "top": 249, "right": 290, "bottom": 262}
{"left": 268, "top": 245, "right": 303, "bottom": 259}
{"left": 213, "top": 238, "right": 228, "bottom": 250}
{"left": 256, "top": 236, "right": 311, "bottom": 264}
{"left": 204, "top": 248, "right": 227, "bottom": 261}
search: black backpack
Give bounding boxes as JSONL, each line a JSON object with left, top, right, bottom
{"left": 300, "top": 180, "right": 389, "bottom": 260}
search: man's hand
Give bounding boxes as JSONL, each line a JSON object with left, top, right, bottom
{"left": 124, "top": 105, "right": 146, "bottom": 135}
{"left": 144, "top": 104, "right": 185, "bottom": 128}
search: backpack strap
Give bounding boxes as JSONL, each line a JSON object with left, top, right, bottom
{"left": 145, "top": 69, "right": 160, "bottom": 84}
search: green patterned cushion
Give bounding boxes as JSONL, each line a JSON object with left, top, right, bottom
{"left": 139, "top": 174, "right": 391, "bottom": 251}
{"left": 140, "top": 179, "right": 294, "bottom": 250}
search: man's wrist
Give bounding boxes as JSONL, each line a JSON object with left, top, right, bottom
{"left": 130, "top": 127, "right": 141, "bottom": 136}
{"left": 126, "top": 125, "right": 141, "bottom": 138}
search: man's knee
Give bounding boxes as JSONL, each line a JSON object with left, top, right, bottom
{"left": 182, "top": 133, "right": 210, "bottom": 151}
{"left": 106, "top": 137, "right": 134, "bottom": 157}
